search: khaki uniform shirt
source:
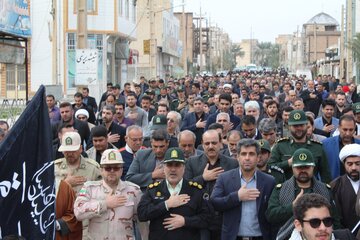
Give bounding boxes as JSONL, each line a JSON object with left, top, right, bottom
{"left": 74, "top": 180, "right": 142, "bottom": 240}
{"left": 54, "top": 156, "right": 102, "bottom": 194}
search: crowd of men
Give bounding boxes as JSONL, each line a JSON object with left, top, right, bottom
{"left": 1, "top": 71, "right": 360, "bottom": 240}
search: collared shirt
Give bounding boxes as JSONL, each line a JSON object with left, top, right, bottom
{"left": 125, "top": 144, "right": 134, "bottom": 154}
{"left": 166, "top": 179, "right": 183, "bottom": 196}
{"left": 49, "top": 106, "right": 61, "bottom": 124}
{"left": 238, "top": 170, "right": 262, "bottom": 237}
{"left": 347, "top": 176, "right": 360, "bottom": 194}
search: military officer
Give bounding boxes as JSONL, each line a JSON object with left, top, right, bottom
{"left": 170, "top": 86, "right": 188, "bottom": 112}
{"left": 257, "top": 139, "right": 286, "bottom": 184}
{"left": 74, "top": 149, "right": 144, "bottom": 240}
{"left": 54, "top": 132, "right": 102, "bottom": 194}
{"left": 137, "top": 147, "right": 209, "bottom": 240}
{"left": 268, "top": 110, "right": 332, "bottom": 183}
{"left": 202, "top": 81, "right": 217, "bottom": 105}
{"left": 266, "top": 148, "right": 341, "bottom": 240}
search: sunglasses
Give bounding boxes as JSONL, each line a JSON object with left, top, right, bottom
{"left": 302, "top": 217, "right": 334, "bottom": 228}
{"left": 103, "top": 166, "right": 122, "bottom": 172}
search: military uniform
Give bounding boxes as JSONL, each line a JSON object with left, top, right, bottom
{"left": 54, "top": 156, "right": 102, "bottom": 194}
{"left": 268, "top": 137, "right": 331, "bottom": 183}
{"left": 137, "top": 180, "right": 209, "bottom": 240}
{"left": 268, "top": 110, "right": 332, "bottom": 183}
{"left": 74, "top": 180, "right": 142, "bottom": 240}
{"left": 263, "top": 165, "right": 286, "bottom": 184}
{"left": 266, "top": 148, "right": 341, "bottom": 240}
{"left": 170, "top": 98, "right": 188, "bottom": 112}
{"left": 137, "top": 148, "right": 210, "bottom": 240}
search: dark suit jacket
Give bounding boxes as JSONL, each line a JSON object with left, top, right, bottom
{"left": 300, "top": 89, "right": 322, "bottom": 118}
{"left": 210, "top": 169, "right": 275, "bottom": 240}
{"left": 125, "top": 149, "right": 158, "bottom": 190}
{"left": 205, "top": 111, "right": 241, "bottom": 131}
{"left": 181, "top": 112, "right": 209, "bottom": 148}
{"left": 184, "top": 153, "right": 238, "bottom": 190}
{"left": 137, "top": 179, "right": 209, "bottom": 240}
{"left": 84, "top": 96, "right": 98, "bottom": 113}
{"left": 51, "top": 119, "right": 90, "bottom": 147}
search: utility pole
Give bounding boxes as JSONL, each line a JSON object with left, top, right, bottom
{"left": 51, "top": 0, "right": 57, "bottom": 84}
{"left": 76, "top": 0, "right": 88, "bottom": 49}
{"left": 199, "top": 4, "right": 203, "bottom": 72}
{"left": 314, "top": 22, "right": 317, "bottom": 64}
{"left": 340, "top": 5, "right": 344, "bottom": 79}
{"left": 220, "top": 29, "right": 223, "bottom": 70}
{"left": 295, "top": 25, "right": 299, "bottom": 70}
{"left": 149, "top": 0, "right": 156, "bottom": 78}
{"left": 346, "top": 0, "right": 353, "bottom": 82}
{"left": 182, "top": 0, "right": 187, "bottom": 75}
{"left": 209, "top": 16, "right": 212, "bottom": 73}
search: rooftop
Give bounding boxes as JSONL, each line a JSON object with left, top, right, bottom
{"left": 305, "top": 12, "right": 339, "bottom": 26}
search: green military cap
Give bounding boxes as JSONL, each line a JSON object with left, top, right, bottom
{"left": 209, "top": 81, "right": 217, "bottom": 88}
{"left": 292, "top": 148, "right": 315, "bottom": 167}
{"left": 164, "top": 147, "right": 185, "bottom": 164}
{"left": 151, "top": 115, "right": 167, "bottom": 130}
{"left": 288, "top": 110, "right": 308, "bottom": 125}
{"left": 257, "top": 139, "right": 271, "bottom": 153}
{"left": 353, "top": 102, "right": 360, "bottom": 113}
{"left": 176, "top": 85, "right": 185, "bottom": 92}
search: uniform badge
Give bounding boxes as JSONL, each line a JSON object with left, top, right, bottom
{"left": 299, "top": 153, "right": 307, "bottom": 161}
{"left": 171, "top": 150, "right": 178, "bottom": 158}
{"left": 156, "top": 191, "right": 161, "bottom": 197}
{"left": 259, "top": 140, "right": 264, "bottom": 146}
{"left": 108, "top": 152, "right": 116, "bottom": 161}
{"left": 65, "top": 137, "right": 72, "bottom": 145}
{"left": 293, "top": 113, "right": 301, "bottom": 120}
{"left": 193, "top": 182, "right": 198, "bottom": 187}
{"left": 154, "top": 182, "right": 159, "bottom": 187}
{"left": 198, "top": 184, "right": 203, "bottom": 189}
{"left": 203, "top": 193, "right": 209, "bottom": 200}
{"left": 189, "top": 181, "right": 193, "bottom": 186}
{"left": 149, "top": 184, "right": 154, "bottom": 188}
{"left": 156, "top": 117, "right": 161, "bottom": 123}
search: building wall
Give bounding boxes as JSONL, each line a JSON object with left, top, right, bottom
{"left": 236, "top": 39, "right": 258, "bottom": 67}
{"left": 174, "top": 12, "right": 193, "bottom": 71}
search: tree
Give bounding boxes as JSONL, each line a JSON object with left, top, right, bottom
{"left": 253, "top": 42, "right": 280, "bottom": 69}
{"left": 231, "top": 44, "right": 245, "bottom": 67}
{"left": 349, "top": 33, "right": 360, "bottom": 66}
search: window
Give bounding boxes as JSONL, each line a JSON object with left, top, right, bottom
{"left": 132, "top": 0, "right": 136, "bottom": 22}
{"left": 74, "top": 0, "right": 97, "bottom": 14}
{"left": 67, "top": 33, "right": 76, "bottom": 50}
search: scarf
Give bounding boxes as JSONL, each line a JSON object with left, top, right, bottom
{"left": 276, "top": 177, "right": 331, "bottom": 240}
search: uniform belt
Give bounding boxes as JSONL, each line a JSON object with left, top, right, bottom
{"left": 236, "top": 236, "right": 262, "bottom": 240}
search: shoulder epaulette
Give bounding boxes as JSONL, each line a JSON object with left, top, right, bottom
{"left": 270, "top": 165, "right": 285, "bottom": 174}
{"left": 310, "top": 139, "right": 322, "bottom": 145}
{"left": 276, "top": 137, "right": 289, "bottom": 143}
{"left": 85, "top": 158, "right": 101, "bottom": 167}
{"left": 276, "top": 183, "right": 282, "bottom": 189}
{"left": 83, "top": 180, "right": 102, "bottom": 187}
{"left": 189, "top": 181, "right": 203, "bottom": 190}
{"left": 54, "top": 158, "right": 65, "bottom": 164}
{"left": 148, "top": 181, "right": 161, "bottom": 189}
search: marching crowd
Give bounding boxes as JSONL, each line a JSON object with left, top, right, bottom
{"left": 2, "top": 71, "right": 360, "bottom": 240}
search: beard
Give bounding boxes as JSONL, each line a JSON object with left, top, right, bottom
{"left": 291, "top": 129, "right": 307, "bottom": 140}
{"left": 347, "top": 170, "right": 360, "bottom": 181}
{"left": 296, "top": 172, "right": 312, "bottom": 183}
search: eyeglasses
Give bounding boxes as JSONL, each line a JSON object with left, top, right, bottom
{"left": 302, "top": 217, "right": 334, "bottom": 228}
{"left": 103, "top": 166, "right": 123, "bottom": 172}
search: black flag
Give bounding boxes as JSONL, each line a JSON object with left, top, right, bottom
{"left": 0, "top": 85, "right": 55, "bottom": 239}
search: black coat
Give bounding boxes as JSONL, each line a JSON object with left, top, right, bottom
{"left": 137, "top": 179, "right": 209, "bottom": 240}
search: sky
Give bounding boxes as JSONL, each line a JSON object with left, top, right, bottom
{"left": 173, "top": 0, "right": 345, "bottom": 43}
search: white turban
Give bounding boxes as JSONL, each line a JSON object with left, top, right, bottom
{"left": 339, "top": 143, "right": 360, "bottom": 163}
{"left": 75, "top": 109, "right": 89, "bottom": 119}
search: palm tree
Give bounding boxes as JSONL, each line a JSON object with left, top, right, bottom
{"left": 349, "top": 33, "right": 360, "bottom": 65}
{"left": 231, "top": 44, "right": 245, "bottom": 68}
